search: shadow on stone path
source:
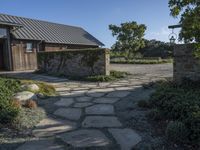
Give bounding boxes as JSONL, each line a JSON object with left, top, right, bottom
{"left": 1, "top": 70, "right": 171, "bottom": 150}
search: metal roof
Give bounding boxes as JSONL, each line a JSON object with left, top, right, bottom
{"left": 0, "top": 20, "right": 23, "bottom": 27}
{"left": 0, "top": 13, "right": 104, "bottom": 46}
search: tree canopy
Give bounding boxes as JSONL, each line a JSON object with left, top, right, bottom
{"left": 109, "top": 21, "right": 146, "bottom": 59}
{"left": 169, "top": 0, "right": 200, "bottom": 43}
{"left": 139, "top": 39, "right": 173, "bottom": 58}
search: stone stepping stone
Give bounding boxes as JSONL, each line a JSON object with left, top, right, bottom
{"left": 82, "top": 84, "right": 98, "bottom": 88}
{"left": 16, "top": 139, "right": 65, "bottom": 150}
{"left": 13, "top": 91, "right": 37, "bottom": 102}
{"left": 93, "top": 97, "right": 120, "bottom": 104}
{"left": 98, "top": 82, "right": 111, "bottom": 87}
{"left": 58, "top": 129, "right": 110, "bottom": 148}
{"left": 89, "top": 88, "right": 115, "bottom": 93}
{"left": 58, "top": 92, "right": 72, "bottom": 96}
{"left": 76, "top": 96, "right": 93, "bottom": 102}
{"left": 86, "top": 92, "right": 106, "bottom": 98}
{"left": 108, "top": 128, "right": 142, "bottom": 150}
{"left": 32, "top": 117, "right": 76, "bottom": 137}
{"left": 55, "top": 87, "right": 70, "bottom": 92}
{"left": 82, "top": 116, "right": 122, "bottom": 128}
{"left": 54, "top": 108, "right": 82, "bottom": 121}
{"left": 115, "top": 86, "right": 138, "bottom": 91}
{"left": 73, "top": 102, "right": 93, "bottom": 108}
{"left": 70, "top": 90, "right": 87, "bottom": 94}
{"left": 54, "top": 98, "right": 74, "bottom": 107}
{"left": 85, "top": 104, "right": 114, "bottom": 115}
{"left": 106, "top": 91, "right": 130, "bottom": 98}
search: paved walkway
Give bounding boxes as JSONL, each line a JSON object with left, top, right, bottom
{"left": 16, "top": 79, "right": 169, "bottom": 149}
{"left": 10, "top": 64, "right": 172, "bottom": 150}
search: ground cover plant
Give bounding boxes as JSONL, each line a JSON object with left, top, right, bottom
{"left": 110, "top": 58, "right": 173, "bottom": 64}
{"left": 148, "top": 80, "right": 200, "bottom": 148}
{"left": 77, "top": 70, "right": 130, "bottom": 82}
{"left": 20, "top": 80, "right": 56, "bottom": 97}
{"left": 0, "top": 77, "right": 21, "bottom": 124}
{"left": 0, "top": 77, "right": 55, "bottom": 129}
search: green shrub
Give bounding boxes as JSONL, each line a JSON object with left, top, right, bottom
{"left": 166, "top": 121, "right": 189, "bottom": 143}
{"left": 20, "top": 80, "right": 56, "bottom": 97}
{"left": 86, "top": 75, "right": 115, "bottom": 82}
{"left": 110, "top": 58, "right": 173, "bottom": 64}
{"left": 149, "top": 81, "right": 200, "bottom": 144}
{"left": 0, "top": 78, "right": 21, "bottom": 124}
{"left": 137, "top": 100, "right": 150, "bottom": 108}
{"left": 13, "top": 108, "right": 46, "bottom": 129}
{"left": 85, "top": 70, "right": 129, "bottom": 82}
{"left": 110, "top": 70, "right": 129, "bottom": 78}
{"left": 147, "top": 109, "right": 162, "bottom": 120}
{"left": 37, "top": 82, "right": 56, "bottom": 96}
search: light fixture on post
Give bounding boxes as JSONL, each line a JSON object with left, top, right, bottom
{"left": 168, "top": 28, "right": 177, "bottom": 44}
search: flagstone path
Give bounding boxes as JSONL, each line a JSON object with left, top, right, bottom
{"left": 15, "top": 75, "right": 168, "bottom": 150}
{"left": 10, "top": 64, "right": 173, "bottom": 150}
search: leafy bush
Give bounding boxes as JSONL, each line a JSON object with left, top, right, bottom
{"left": 166, "top": 121, "right": 189, "bottom": 143}
{"left": 68, "top": 70, "right": 130, "bottom": 82}
{"left": 13, "top": 108, "right": 46, "bottom": 129}
{"left": 37, "top": 82, "right": 56, "bottom": 96}
{"left": 110, "top": 58, "right": 173, "bottom": 64}
{"left": 20, "top": 80, "right": 56, "bottom": 97}
{"left": 85, "top": 70, "right": 129, "bottom": 82}
{"left": 137, "top": 100, "right": 150, "bottom": 108}
{"left": 110, "top": 70, "right": 129, "bottom": 78}
{"left": 86, "top": 75, "right": 115, "bottom": 82}
{"left": 24, "top": 100, "right": 37, "bottom": 109}
{"left": 149, "top": 81, "right": 200, "bottom": 144}
{"left": 11, "top": 100, "right": 22, "bottom": 109}
{"left": 147, "top": 109, "right": 162, "bottom": 120}
{"left": 0, "top": 78, "right": 21, "bottom": 124}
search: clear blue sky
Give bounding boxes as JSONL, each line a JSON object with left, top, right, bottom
{"left": 0, "top": 0, "right": 179, "bottom": 47}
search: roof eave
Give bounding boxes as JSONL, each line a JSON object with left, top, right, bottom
{"left": 12, "top": 37, "right": 104, "bottom": 46}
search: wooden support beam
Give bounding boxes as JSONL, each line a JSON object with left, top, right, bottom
{"left": 168, "top": 24, "right": 182, "bottom": 29}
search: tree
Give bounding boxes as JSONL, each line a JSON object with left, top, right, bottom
{"left": 169, "top": 0, "right": 200, "bottom": 43}
{"left": 109, "top": 21, "right": 146, "bottom": 59}
{"left": 139, "top": 39, "right": 173, "bottom": 58}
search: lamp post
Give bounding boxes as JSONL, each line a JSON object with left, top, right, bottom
{"left": 168, "top": 24, "right": 181, "bottom": 44}
{"left": 169, "top": 35, "right": 176, "bottom": 44}
{"left": 168, "top": 29, "right": 177, "bottom": 45}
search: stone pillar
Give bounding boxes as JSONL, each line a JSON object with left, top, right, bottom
{"left": 174, "top": 44, "right": 200, "bottom": 83}
{"left": 104, "top": 49, "right": 110, "bottom": 76}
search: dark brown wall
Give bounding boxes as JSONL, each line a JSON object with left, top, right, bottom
{"left": 11, "top": 40, "right": 38, "bottom": 71}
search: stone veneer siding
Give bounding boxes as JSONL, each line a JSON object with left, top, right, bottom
{"left": 37, "top": 48, "right": 110, "bottom": 77}
{"left": 174, "top": 44, "right": 200, "bottom": 82}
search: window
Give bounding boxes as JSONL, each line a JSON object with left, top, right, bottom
{"left": 26, "top": 43, "right": 33, "bottom": 52}
{"left": 0, "top": 28, "right": 7, "bottom": 38}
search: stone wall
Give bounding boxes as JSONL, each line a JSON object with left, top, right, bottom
{"left": 37, "top": 48, "right": 110, "bottom": 77}
{"left": 174, "top": 44, "right": 200, "bottom": 82}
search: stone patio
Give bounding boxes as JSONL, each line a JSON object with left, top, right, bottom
{"left": 5, "top": 64, "right": 172, "bottom": 150}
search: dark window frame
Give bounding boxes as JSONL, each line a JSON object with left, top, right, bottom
{"left": 26, "top": 42, "right": 33, "bottom": 52}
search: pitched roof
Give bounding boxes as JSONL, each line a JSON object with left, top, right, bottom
{"left": 0, "top": 13, "right": 104, "bottom": 46}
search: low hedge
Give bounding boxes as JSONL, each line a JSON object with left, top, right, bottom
{"left": 110, "top": 58, "right": 173, "bottom": 64}
{"left": 149, "top": 80, "right": 200, "bottom": 145}
{"left": 65, "top": 70, "right": 129, "bottom": 82}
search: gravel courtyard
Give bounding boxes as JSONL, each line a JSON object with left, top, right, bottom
{"left": 110, "top": 63, "right": 173, "bottom": 78}
{"left": 1, "top": 64, "right": 174, "bottom": 150}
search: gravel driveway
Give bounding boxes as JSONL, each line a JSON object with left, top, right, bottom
{"left": 110, "top": 63, "right": 173, "bottom": 78}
